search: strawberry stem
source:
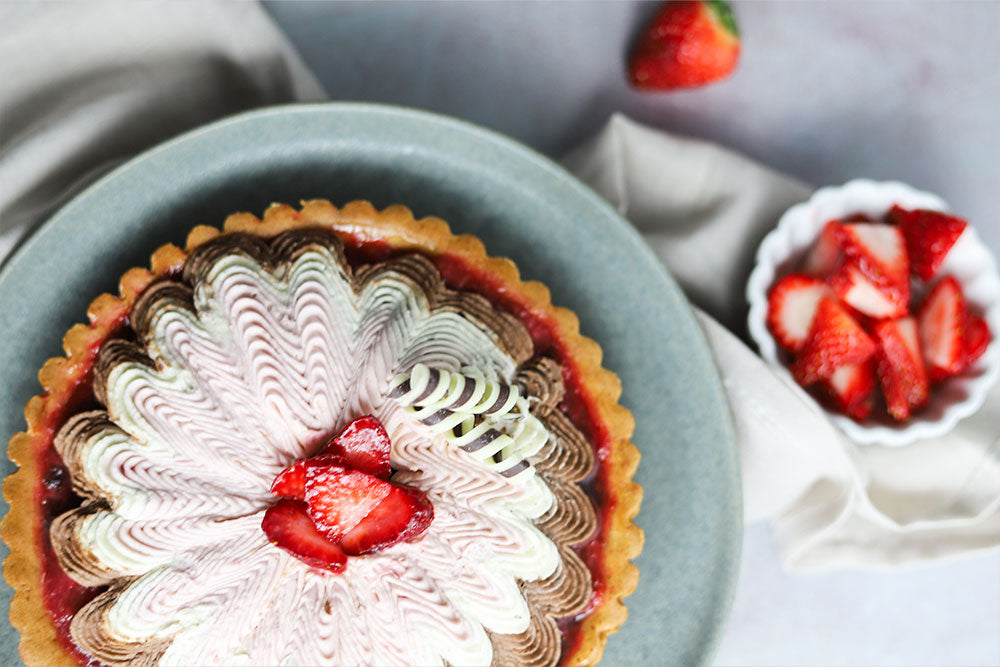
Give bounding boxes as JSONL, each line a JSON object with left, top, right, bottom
{"left": 707, "top": 0, "right": 739, "bottom": 38}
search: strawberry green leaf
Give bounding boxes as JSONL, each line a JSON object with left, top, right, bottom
{"left": 708, "top": 0, "right": 739, "bottom": 38}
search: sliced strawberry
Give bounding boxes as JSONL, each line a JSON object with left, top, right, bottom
{"left": 965, "top": 315, "right": 991, "bottom": 366}
{"left": 873, "top": 317, "right": 929, "bottom": 420}
{"left": 889, "top": 205, "right": 968, "bottom": 281}
{"left": 340, "top": 484, "right": 434, "bottom": 556}
{"left": 839, "top": 222, "right": 910, "bottom": 306}
{"left": 829, "top": 260, "right": 908, "bottom": 319}
{"left": 321, "top": 415, "right": 392, "bottom": 480}
{"left": 803, "top": 220, "right": 844, "bottom": 277}
{"left": 917, "top": 276, "right": 968, "bottom": 381}
{"left": 262, "top": 499, "right": 348, "bottom": 573}
{"left": 271, "top": 460, "right": 309, "bottom": 500}
{"left": 823, "top": 360, "right": 876, "bottom": 420}
{"left": 271, "top": 416, "right": 391, "bottom": 499}
{"left": 766, "top": 274, "right": 832, "bottom": 352}
{"left": 305, "top": 467, "right": 393, "bottom": 541}
{"left": 266, "top": 416, "right": 433, "bottom": 563}
{"left": 270, "top": 454, "right": 347, "bottom": 501}
{"left": 792, "top": 296, "right": 877, "bottom": 385}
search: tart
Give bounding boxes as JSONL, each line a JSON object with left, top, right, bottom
{"left": 3, "top": 200, "right": 643, "bottom": 666}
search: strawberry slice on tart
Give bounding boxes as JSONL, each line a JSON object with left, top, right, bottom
{"left": 262, "top": 499, "right": 349, "bottom": 573}
{"left": 270, "top": 453, "right": 346, "bottom": 501}
{"left": 270, "top": 415, "right": 394, "bottom": 500}
{"left": 265, "top": 414, "right": 434, "bottom": 571}
{"left": 305, "top": 467, "right": 394, "bottom": 541}
{"left": 324, "top": 414, "right": 392, "bottom": 479}
{"left": 303, "top": 466, "right": 434, "bottom": 556}
{"left": 340, "top": 485, "right": 435, "bottom": 556}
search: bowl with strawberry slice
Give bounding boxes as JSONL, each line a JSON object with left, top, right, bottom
{"left": 747, "top": 179, "right": 1000, "bottom": 446}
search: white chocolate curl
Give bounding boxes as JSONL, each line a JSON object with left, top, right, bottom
{"left": 388, "top": 364, "right": 548, "bottom": 479}
{"left": 389, "top": 364, "right": 520, "bottom": 416}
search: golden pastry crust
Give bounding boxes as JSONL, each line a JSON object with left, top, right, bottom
{"left": 3, "top": 200, "right": 644, "bottom": 666}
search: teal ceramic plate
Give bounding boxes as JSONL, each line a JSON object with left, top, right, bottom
{"left": 0, "top": 103, "right": 740, "bottom": 666}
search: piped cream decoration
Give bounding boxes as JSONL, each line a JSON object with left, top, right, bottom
{"left": 6, "top": 202, "right": 637, "bottom": 667}
{"left": 50, "top": 235, "right": 574, "bottom": 666}
{"left": 389, "top": 364, "right": 549, "bottom": 480}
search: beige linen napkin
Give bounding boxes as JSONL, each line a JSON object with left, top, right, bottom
{"left": 0, "top": 0, "right": 324, "bottom": 263}
{"left": 564, "top": 114, "right": 1000, "bottom": 569}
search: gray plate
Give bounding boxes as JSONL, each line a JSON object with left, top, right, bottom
{"left": 0, "top": 103, "right": 741, "bottom": 666}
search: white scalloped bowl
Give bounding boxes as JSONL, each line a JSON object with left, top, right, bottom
{"left": 746, "top": 179, "right": 1000, "bottom": 446}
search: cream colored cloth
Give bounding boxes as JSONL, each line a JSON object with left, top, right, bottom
{"left": 0, "top": 0, "right": 325, "bottom": 263}
{"left": 564, "top": 114, "right": 1000, "bottom": 569}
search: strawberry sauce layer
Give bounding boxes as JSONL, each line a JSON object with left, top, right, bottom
{"left": 33, "top": 236, "right": 614, "bottom": 666}
{"left": 34, "top": 330, "right": 124, "bottom": 667}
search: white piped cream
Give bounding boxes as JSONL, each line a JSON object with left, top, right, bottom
{"left": 73, "top": 247, "right": 562, "bottom": 666}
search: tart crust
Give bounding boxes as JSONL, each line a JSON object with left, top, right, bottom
{"left": 3, "top": 200, "right": 644, "bottom": 666}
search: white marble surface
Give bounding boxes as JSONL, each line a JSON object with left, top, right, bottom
{"left": 265, "top": 2, "right": 1000, "bottom": 665}
{"left": 716, "top": 524, "right": 999, "bottom": 667}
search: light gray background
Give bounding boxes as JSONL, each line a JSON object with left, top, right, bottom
{"left": 263, "top": 2, "right": 999, "bottom": 666}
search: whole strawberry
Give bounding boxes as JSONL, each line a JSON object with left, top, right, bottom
{"left": 629, "top": 1, "right": 740, "bottom": 90}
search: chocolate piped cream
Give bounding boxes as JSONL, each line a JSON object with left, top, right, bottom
{"left": 70, "top": 581, "right": 169, "bottom": 667}
{"left": 50, "top": 229, "right": 597, "bottom": 667}
{"left": 50, "top": 504, "right": 117, "bottom": 588}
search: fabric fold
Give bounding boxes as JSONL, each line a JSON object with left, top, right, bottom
{"left": 0, "top": 0, "right": 326, "bottom": 263}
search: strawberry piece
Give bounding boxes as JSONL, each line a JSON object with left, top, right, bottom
{"left": 305, "top": 467, "right": 393, "bottom": 541}
{"left": 265, "top": 415, "right": 434, "bottom": 563}
{"left": 628, "top": 1, "right": 740, "bottom": 91}
{"left": 271, "top": 460, "right": 309, "bottom": 500}
{"left": 270, "top": 454, "right": 346, "bottom": 501}
{"left": 823, "top": 360, "right": 876, "bottom": 421}
{"left": 889, "top": 205, "right": 968, "bottom": 281}
{"left": 917, "top": 276, "right": 968, "bottom": 381}
{"left": 829, "top": 260, "right": 908, "bottom": 319}
{"left": 271, "top": 415, "right": 392, "bottom": 499}
{"left": 766, "top": 274, "right": 832, "bottom": 352}
{"left": 873, "top": 317, "right": 929, "bottom": 420}
{"left": 803, "top": 220, "right": 844, "bottom": 277}
{"left": 340, "top": 484, "right": 434, "bottom": 556}
{"left": 262, "top": 499, "right": 348, "bottom": 573}
{"left": 322, "top": 415, "right": 392, "bottom": 480}
{"left": 839, "top": 222, "right": 910, "bottom": 306}
{"left": 792, "top": 296, "right": 877, "bottom": 385}
{"left": 965, "top": 315, "right": 991, "bottom": 366}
